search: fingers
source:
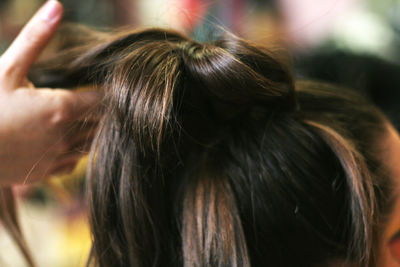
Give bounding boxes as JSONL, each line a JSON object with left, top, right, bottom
{"left": 52, "top": 118, "right": 98, "bottom": 152}
{"left": 67, "top": 90, "right": 103, "bottom": 121}
{"left": 50, "top": 155, "right": 82, "bottom": 175}
{"left": 67, "top": 123, "right": 98, "bottom": 151}
{"left": 0, "top": 0, "right": 63, "bottom": 90}
{"left": 29, "top": 152, "right": 84, "bottom": 182}
{"left": 49, "top": 90, "right": 103, "bottom": 126}
{"left": 21, "top": 89, "right": 101, "bottom": 181}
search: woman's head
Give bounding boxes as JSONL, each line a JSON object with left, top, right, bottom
{"left": 32, "top": 26, "right": 397, "bottom": 267}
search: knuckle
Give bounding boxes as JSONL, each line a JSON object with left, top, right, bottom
{"left": 49, "top": 98, "right": 73, "bottom": 126}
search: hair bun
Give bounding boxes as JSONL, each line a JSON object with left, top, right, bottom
{"left": 176, "top": 35, "right": 296, "bottom": 122}
{"left": 32, "top": 27, "right": 297, "bottom": 149}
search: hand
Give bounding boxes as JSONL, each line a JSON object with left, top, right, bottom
{"left": 0, "top": 0, "right": 101, "bottom": 185}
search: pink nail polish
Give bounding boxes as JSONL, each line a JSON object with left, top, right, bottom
{"left": 40, "top": 0, "right": 61, "bottom": 22}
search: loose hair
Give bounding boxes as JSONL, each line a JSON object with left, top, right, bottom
{"left": 31, "top": 25, "right": 392, "bottom": 267}
{"left": 0, "top": 188, "right": 35, "bottom": 267}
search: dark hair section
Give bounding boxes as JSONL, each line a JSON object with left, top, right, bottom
{"left": 31, "top": 25, "right": 392, "bottom": 267}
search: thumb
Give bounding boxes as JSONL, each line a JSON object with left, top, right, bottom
{"left": 0, "top": 0, "right": 63, "bottom": 90}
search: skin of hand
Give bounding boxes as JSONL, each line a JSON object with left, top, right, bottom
{"left": 0, "top": 0, "right": 101, "bottom": 185}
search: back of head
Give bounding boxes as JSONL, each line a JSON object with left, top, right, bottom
{"left": 32, "top": 26, "right": 390, "bottom": 267}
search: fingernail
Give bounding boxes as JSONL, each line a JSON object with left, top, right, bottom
{"left": 40, "top": 0, "right": 62, "bottom": 22}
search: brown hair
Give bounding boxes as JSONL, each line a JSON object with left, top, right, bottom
{"left": 0, "top": 188, "right": 35, "bottom": 266}
{"left": 31, "top": 25, "right": 392, "bottom": 267}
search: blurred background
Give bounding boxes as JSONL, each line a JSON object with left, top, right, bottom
{"left": 0, "top": 0, "right": 399, "bottom": 266}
